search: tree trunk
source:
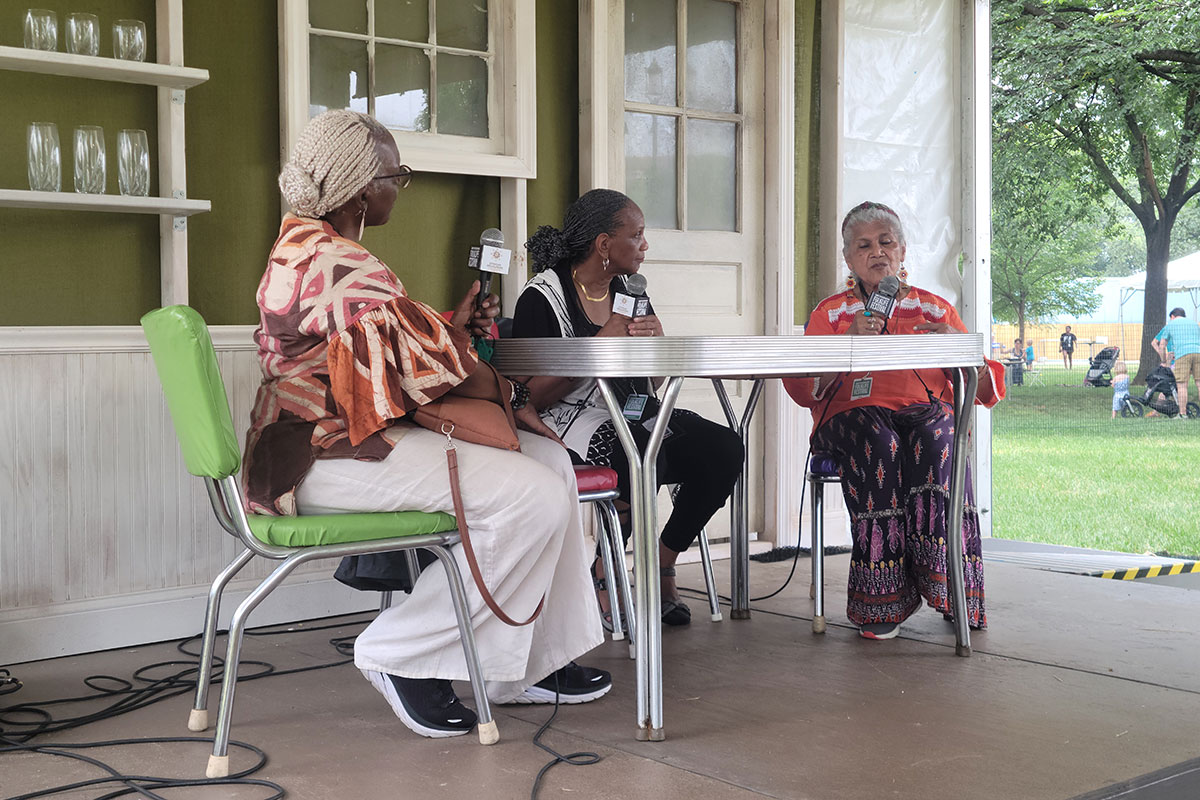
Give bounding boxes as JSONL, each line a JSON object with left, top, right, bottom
{"left": 1136, "top": 223, "right": 1172, "bottom": 383}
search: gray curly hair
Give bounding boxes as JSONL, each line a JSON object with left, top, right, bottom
{"left": 278, "top": 110, "right": 392, "bottom": 218}
{"left": 840, "top": 200, "right": 906, "bottom": 259}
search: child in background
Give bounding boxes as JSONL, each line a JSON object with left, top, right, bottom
{"left": 1111, "top": 361, "right": 1130, "bottom": 419}
{"left": 1025, "top": 341, "right": 1035, "bottom": 368}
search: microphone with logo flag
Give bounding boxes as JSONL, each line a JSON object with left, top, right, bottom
{"left": 467, "top": 228, "right": 511, "bottom": 311}
{"left": 612, "top": 273, "right": 650, "bottom": 317}
{"left": 862, "top": 275, "right": 900, "bottom": 324}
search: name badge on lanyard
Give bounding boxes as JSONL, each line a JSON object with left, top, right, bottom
{"left": 622, "top": 393, "right": 648, "bottom": 420}
{"left": 850, "top": 376, "right": 873, "bottom": 400}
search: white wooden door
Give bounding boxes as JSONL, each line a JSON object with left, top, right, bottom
{"left": 582, "top": 0, "right": 767, "bottom": 542}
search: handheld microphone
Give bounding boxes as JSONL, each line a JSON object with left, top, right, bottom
{"left": 612, "top": 273, "right": 650, "bottom": 317}
{"left": 863, "top": 275, "right": 900, "bottom": 320}
{"left": 467, "top": 228, "right": 511, "bottom": 310}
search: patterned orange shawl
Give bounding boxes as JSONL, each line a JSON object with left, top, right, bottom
{"left": 243, "top": 214, "right": 477, "bottom": 515}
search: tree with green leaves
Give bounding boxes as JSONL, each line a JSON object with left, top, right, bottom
{"left": 993, "top": 0, "right": 1200, "bottom": 380}
{"left": 992, "top": 122, "right": 1106, "bottom": 340}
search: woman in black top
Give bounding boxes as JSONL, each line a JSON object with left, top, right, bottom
{"left": 512, "top": 189, "right": 744, "bottom": 627}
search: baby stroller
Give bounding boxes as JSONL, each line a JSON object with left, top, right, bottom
{"left": 1084, "top": 346, "right": 1120, "bottom": 387}
{"left": 1121, "top": 364, "right": 1200, "bottom": 418}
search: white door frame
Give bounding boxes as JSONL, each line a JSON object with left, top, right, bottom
{"left": 577, "top": 0, "right": 798, "bottom": 545}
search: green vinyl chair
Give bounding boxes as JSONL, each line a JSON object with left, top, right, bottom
{"left": 140, "top": 305, "right": 498, "bottom": 779}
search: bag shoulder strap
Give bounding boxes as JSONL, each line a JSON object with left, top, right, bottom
{"left": 444, "top": 445, "right": 544, "bottom": 627}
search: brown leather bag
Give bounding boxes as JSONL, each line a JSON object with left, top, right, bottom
{"left": 411, "top": 361, "right": 542, "bottom": 626}
{"left": 410, "top": 362, "right": 520, "bottom": 451}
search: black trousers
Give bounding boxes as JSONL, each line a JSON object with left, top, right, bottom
{"left": 588, "top": 409, "right": 745, "bottom": 553}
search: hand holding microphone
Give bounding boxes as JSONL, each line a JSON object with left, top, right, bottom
{"left": 467, "top": 227, "right": 511, "bottom": 312}
{"left": 612, "top": 273, "right": 662, "bottom": 336}
{"left": 854, "top": 275, "right": 900, "bottom": 335}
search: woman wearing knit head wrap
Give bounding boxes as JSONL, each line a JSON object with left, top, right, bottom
{"left": 783, "top": 201, "right": 1007, "bottom": 640}
{"left": 512, "top": 188, "right": 744, "bottom": 629}
{"left": 245, "top": 110, "right": 611, "bottom": 740}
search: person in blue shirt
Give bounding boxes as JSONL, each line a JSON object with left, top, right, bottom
{"left": 1024, "top": 342, "right": 1034, "bottom": 368}
{"left": 1153, "top": 308, "right": 1200, "bottom": 416}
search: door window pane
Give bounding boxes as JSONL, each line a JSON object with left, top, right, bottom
{"left": 437, "top": 54, "right": 489, "bottom": 137}
{"left": 686, "top": 119, "right": 736, "bottom": 230}
{"left": 438, "top": 0, "right": 488, "bottom": 50}
{"left": 624, "top": 0, "right": 676, "bottom": 106}
{"left": 376, "top": 0, "right": 428, "bottom": 42}
{"left": 625, "top": 112, "right": 677, "bottom": 229}
{"left": 686, "top": 0, "right": 736, "bottom": 112}
{"left": 309, "top": 35, "right": 369, "bottom": 117}
{"left": 376, "top": 44, "right": 431, "bottom": 131}
{"left": 310, "top": 0, "right": 366, "bottom": 34}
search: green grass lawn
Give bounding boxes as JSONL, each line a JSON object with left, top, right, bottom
{"left": 991, "top": 363, "right": 1200, "bottom": 557}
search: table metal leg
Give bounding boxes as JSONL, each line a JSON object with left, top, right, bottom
{"left": 947, "top": 367, "right": 979, "bottom": 657}
{"left": 597, "top": 377, "right": 683, "bottom": 741}
{"left": 711, "top": 378, "right": 765, "bottom": 619}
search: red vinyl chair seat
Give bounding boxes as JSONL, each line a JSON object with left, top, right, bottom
{"left": 574, "top": 465, "right": 620, "bottom": 494}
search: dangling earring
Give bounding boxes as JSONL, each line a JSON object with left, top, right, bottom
{"left": 898, "top": 265, "right": 908, "bottom": 282}
{"left": 602, "top": 257, "right": 610, "bottom": 272}
{"left": 845, "top": 274, "right": 857, "bottom": 289}
{"left": 356, "top": 208, "right": 366, "bottom": 241}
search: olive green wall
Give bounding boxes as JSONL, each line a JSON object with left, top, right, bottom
{"left": 0, "top": 0, "right": 160, "bottom": 325}
{"left": 0, "top": 1, "right": 817, "bottom": 327}
{"left": 526, "top": 0, "right": 580, "bottom": 266}
{"left": 795, "top": 0, "right": 821, "bottom": 326}
{"left": 0, "top": 0, "right": 578, "bottom": 326}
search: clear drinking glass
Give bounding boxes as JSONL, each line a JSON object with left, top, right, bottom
{"left": 73, "top": 126, "right": 106, "bottom": 193}
{"left": 66, "top": 12, "right": 99, "bottom": 56}
{"left": 112, "top": 19, "right": 146, "bottom": 61}
{"left": 27, "top": 122, "right": 61, "bottom": 192}
{"left": 117, "top": 129, "right": 150, "bottom": 196}
{"left": 23, "top": 9, "right": 58, "bottom": 50}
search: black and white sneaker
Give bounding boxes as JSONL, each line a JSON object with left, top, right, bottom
{"left": 361, "top": 669, "right": 477, "bottom": 738}
{"left": 509, "top": 661, "right": 612, "bottom": 705}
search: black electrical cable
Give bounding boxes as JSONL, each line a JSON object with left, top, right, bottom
{"left": 528, "top": 676, "right": 602, "bottom": 800}
{"left": 0, "top": 614, "right": 376, "bottom": 800}
{"left": 0, "top": 736, "right": 280, "bottom": 800}
{"left": 0, "top": 614, "right": 373, "bottom": 744}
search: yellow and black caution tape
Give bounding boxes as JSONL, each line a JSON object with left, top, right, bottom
{"left": 1093, "top": 561, "right": 1200, "bottom": 580}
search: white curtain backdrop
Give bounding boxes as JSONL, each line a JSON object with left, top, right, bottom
{"left": 841, "top": 0, "right": 962, "bottom": 305}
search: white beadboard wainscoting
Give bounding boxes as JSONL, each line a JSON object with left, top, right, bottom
{"left": 0, "top": 327, "right": 376, "bottom": 664}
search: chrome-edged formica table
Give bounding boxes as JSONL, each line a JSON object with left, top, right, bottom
{"left": 492, "top": 334, "right": 984, "bottom": 741}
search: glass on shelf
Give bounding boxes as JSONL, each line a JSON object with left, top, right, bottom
{"left": 117, "top": 129, "right": 150, "bottom": 196}
{"left": 112, "top": 19, "right": 146, "bottom": 62}
{"left": 27, "top": 122, "right": 61, "bottom": 192}
{"left": 73, "top": 125, "right": 106, "bottom": 194}
{"left": 23, "top": 8, "right": 58, "bottom": 51}
{"left": 66, "top": 12, "right": 100, "bottom": 56}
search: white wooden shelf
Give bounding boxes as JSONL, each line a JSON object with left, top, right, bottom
{"left": 0, "top": 189, "right": 209, "bottom": 216}
{"left": 0, "top": 45, "right": 208, "bottom": 89}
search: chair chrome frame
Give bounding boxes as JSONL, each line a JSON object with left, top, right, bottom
{"left": 194, "top": 474, "right": 498, "bottom": 778}
{"left": 807, "top": 464, "right": 842, "bottom": 635}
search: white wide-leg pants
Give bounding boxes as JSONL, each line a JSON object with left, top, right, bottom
{"left": 295, "top": 428, "right": 602, "bottom": 703}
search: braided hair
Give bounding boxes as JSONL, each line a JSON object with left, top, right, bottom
{"left": 526, "top": 188, "right": 634, "bottom": 273}
{"left": 840, "top": 200, "right": 906, "bottom": 258}
{"left": 278, "top": 109, "right": 393, "bottom": 219}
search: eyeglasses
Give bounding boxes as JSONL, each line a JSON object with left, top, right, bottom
{"left": 373, "top": 164, "right": 412, "bottom": 190}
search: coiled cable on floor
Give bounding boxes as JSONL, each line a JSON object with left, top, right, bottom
{"left": 0, "top": 614, "right": 374, "bottom": 800}
{"left": 529, "top": 676, "right": 602, "bottom": 800}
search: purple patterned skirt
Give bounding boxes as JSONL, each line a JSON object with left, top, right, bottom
{"left": 813, "top": 402, "right": 986, "bottom": 629}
